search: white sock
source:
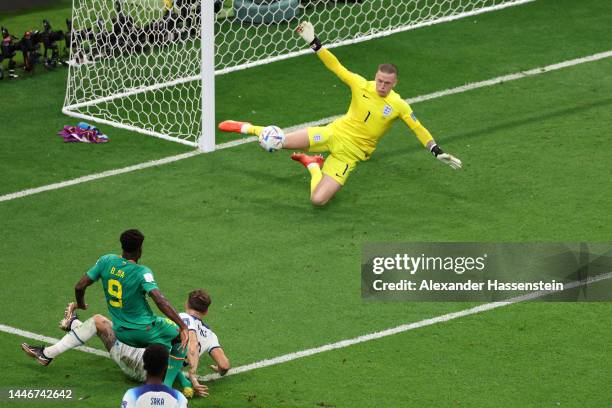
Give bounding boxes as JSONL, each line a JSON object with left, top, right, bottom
{"left": 44, "top": 318, "right": 96, "bottom": 358}
{"left": 307, "top": 163, "right": 319, "bottom": 169}
{"left": 240, "top": 123, "right": 251, "bottom": 134}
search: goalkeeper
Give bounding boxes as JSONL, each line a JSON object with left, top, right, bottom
{"left": 219, "top": 21, "right": 462, "bottom": 206}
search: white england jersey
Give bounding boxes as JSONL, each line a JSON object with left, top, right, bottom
{"left": 121, "top": 384, "right": 188, "bottom": 408}
{"left": 179, "top": 312, "right": 221, "bottom": 356}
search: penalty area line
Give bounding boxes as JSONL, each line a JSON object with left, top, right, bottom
{"left": 1, "top": 49, "right": 611, "bottom": 204}
{"left": 2, "top": 272, "right": 611, "bottom": 381}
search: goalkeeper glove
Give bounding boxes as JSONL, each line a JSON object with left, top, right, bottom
{"left": 430, "top": 144, "right": 462, "bottom": 170}
{"left": 296, "top": 21, "right": 322, "bottom": 51}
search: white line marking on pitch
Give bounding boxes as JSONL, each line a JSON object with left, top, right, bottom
{"left": 198, "top": 270, "right": 612, "bottom": 381}
{"left": 0, "top": 150, "right": 200, "bottom": 203}
{"left": 4, "top": 272, "right": 611, "bottom": 381}
{"left": 1, "top": 49, "right": 611, "bottom": 204}
{"left": 1, "top": 324, "right": 109, "bottom": 358}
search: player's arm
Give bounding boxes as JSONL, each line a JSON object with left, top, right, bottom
{"left": 181, "top": 372, "right": 208, "bottom": 399}
{"left": 74, "top": 274, "right": 94, "bottom": 310}
{"left": 186, "top": 330, "right": 201, "bottom": 382}
{"left": 209, "top": 348, "right": 231, "bottom": 376}
{"left": 184, "top": 330, "right": 208, "bottom": 397}
{"left": 148, "top": 289, "right": 189, "bottom": 347}
{"left": 77, "top": 256, "right": 108, "bottom": 309}
{"left": 296, "top": 21, "right": 361, "bottom": 87}
{"left": 400, "top": 104, "right": 462, "bottom": 170}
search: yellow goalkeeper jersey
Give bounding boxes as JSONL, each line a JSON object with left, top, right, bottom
{"left": 317, "top": 48, "right": 434, "bottom": 160}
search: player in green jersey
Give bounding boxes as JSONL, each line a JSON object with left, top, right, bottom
{"left": 22, "top": 229, "right": 189, "bottom": 386}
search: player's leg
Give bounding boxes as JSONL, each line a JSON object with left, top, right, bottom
{"left": 109, "top": 340, "right": 147, "bottom": 382}
{"left": 143, "top": 317, "right": 190, "bottom": 387}
{"left": 21, "top": 303, "right": 97, "bottom": 365}
{"left": 291, "top": 154, "right": 344, "bottom": 205}
{"left": 291, "top": 152, "right": 325, "bottom": 194}
{"left": 219, "top": 120, "right": 310, "bottom": 150}
{"left": 59, "top": 313, "right": 115, "bottom": 352}
{"left": 109, "top": 337, "right": 196, "bottom": 397}
{"left": 295, "top": 152, "right": 354, "bottom": 206}
{"left": 218, "top": 120, "right": 262, "bottom": 136}
{"left": 290, "top": 125, "right": 358, "bottom": 204}
{"left": 166, "top": 336, "right": 189, "bottom": 388}
{"left": 310, "top": 175, "right": 343, "bottom": 206}
{"left": 283, "top": 128, "right": 310, "bottom": 149}
{"left": 93, "top": 314, "right": 116, "bottom": 352}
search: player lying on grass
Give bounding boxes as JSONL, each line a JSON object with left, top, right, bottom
{"left": 219, "top": 21, "right": 462, "bottom": 206}
{"left": 21, "top": 229, "right": 189, "bottom": 388}
{"left": 22, "top": 289, "right": 230, "bottom": 398}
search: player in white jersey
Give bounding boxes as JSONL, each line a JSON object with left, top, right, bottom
{"left": 113, "top": 290, "right": 231, "bottom": 392}
{"left": 121, "top": 344, "right": 189, "bottom": 408}
{"left": 54, "top": 289, "right": 229, "bottom": 397}
{"left": 180, "top": 289, "right": 230, "bottom": 389}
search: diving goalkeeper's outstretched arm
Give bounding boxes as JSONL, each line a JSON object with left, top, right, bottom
{"left": 399, "top": 102, "right": 463, "bottom": 170}
{"left": 296, "top": 21, "right": 361, "bottom": 87}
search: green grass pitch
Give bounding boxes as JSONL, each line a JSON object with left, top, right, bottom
{"left": 1, "top": 0, "right": 612, "bottom": 407}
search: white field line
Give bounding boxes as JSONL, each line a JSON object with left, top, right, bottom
{"left": 2, "top": 49, "right": 612, "bottom": 204}
{"left": 3, "top": 272, "right": 611, "bottom": 381}
{"left": 198, "top": 270, "right": 612, "bottom": 381}
{"left": 0, "top": 150, "right": 200, "bottom": 203}
{"left": 2, "top": 324, "right": 109, "bottom": 358}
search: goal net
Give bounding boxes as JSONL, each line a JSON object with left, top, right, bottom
{"left": 63, "top": 0, "right": 533, "bottom": 150}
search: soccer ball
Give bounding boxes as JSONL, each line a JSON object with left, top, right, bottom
{"left": 259, "top": 126, "right": 285, "bottom": 152}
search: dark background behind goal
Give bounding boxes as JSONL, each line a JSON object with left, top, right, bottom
{"left": 0, "top": 0, "right": 60, "bottom": 12}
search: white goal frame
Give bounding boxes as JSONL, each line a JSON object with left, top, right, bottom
{"left": 62, "top": 0, "right": 535, "bottom": 151}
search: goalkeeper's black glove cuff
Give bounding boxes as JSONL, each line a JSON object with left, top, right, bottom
{"left": 430, "top": 144, "right": 444, "bottom": 157}
{"left": 309, "top": 37, "right": 323, "bottom": 52}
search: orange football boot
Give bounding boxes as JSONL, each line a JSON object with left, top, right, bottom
{"left": 291, "top": 152, "right": 325, "bottom": 168}
{"left": 218, "top": 120, "right": 251, "bottom": 134}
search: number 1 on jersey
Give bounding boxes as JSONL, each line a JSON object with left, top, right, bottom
{"left": 108, "top": 279, "right": 123, "bottom": 308}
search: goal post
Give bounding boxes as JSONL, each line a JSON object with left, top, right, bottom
{"left": 63, "top": 0, "right": 210, "bottom": 148}
{"left": 63, "top": 0, "right": 535, "bottom": 151}
{"left": 200, "top": 0, "right": 215, "bottom": 152}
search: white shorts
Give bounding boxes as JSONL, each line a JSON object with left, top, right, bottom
{"left": 109, "top": 340, "right": 146, "bottom": 382}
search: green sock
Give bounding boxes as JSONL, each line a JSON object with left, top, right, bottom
{"left": 177, "top": 370, "right": 194, "bottom": 399}
{"left": 163, "top": 342, "right": 187, "bottom": 387}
